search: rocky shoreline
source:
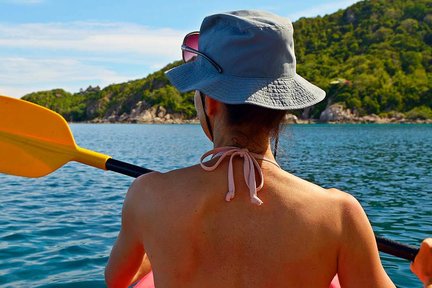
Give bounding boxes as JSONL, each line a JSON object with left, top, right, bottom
{"left": 88, "top": 102, "right": 432, "bottom": 125}
{"left": 90, "top": 101, "right": 197, "bottom": 124}
{"left": 313, "top": 103, "right": 432, "bottom": 124}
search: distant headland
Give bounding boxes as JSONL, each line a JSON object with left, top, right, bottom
{"left": 22, "top": 0, "right": 432, "bottom": 124}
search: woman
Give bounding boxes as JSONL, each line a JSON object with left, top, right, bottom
{"left": 105, "top": 10, "right": 432, "bottom": 287}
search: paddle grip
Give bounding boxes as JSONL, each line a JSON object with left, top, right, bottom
{"left": 376, "top": 235, "right": 419, "bottom": 261}
{"left": 106, "top": 158, "right": 153, "bottom": 178}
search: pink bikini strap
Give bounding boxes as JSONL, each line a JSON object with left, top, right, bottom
{"left": 200, "top": 146, "right": 279, "bottom": 206}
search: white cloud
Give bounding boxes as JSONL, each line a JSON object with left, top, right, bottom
{"left": 0, "top": 86, "right": 33, "bottom": 98}
{"left": 0, "top": 22, "right": 184, "bottom": 58}
{"left": 0, "top": 57, "right": 139, "bottom": 97}
{"left": 0, "top": 22, "right": 186, "bottom": 97}
{"left": 0, "top": 57, "right": 124, "bottom": 83}
{"left": 288, "top": 0, "right": 360, "bottom": 20}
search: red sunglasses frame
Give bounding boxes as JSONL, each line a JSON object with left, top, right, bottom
{"left": 181, "top": 32, "right": 223, "bottom": 73}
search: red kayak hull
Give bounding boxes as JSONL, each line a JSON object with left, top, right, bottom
{"left": 134, "top": 271, "right": 341, "bottom": 288}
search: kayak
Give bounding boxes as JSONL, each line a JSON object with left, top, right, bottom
{"left": 133, "top": 271, "right": 153, "bottom": 288}
{"left": 133, "top": 271, "right": 341, "bottom": 288}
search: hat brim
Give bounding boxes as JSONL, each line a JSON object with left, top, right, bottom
{"left": 165, "top": 60, "right": 326, "bottom": 110}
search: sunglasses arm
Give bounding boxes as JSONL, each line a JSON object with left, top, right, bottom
{"left": 181, "top": 45, "right": 223, "bottom": 73}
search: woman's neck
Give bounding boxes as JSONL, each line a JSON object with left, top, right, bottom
{"left": 212, "top": 129, "right": 275, "bottom": 160}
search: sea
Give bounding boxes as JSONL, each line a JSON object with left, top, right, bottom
{"left": 0, "top": 124, "right": 431, "bottom": 288}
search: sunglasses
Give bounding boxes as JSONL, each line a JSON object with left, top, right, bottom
{"left": 181, "top": 32, "right": 223, "bottom": 73}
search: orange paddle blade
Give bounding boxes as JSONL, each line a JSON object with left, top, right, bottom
{"left": 0, "top": 95, "right": 110, "bottom": 177}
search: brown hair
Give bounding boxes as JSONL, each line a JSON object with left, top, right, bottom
{"left": 224, "top": 103, "right": 287, "bottom": 141}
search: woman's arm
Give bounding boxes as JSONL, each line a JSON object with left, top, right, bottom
{"left": 411, "top": 238, "right": 432, "bottom": 288}
{"left": 105, "top": 179, "right": 152, "bottom": 288}
{"left": 336, "top": 193, "right": 395, "bottom": 288}
{"left": 336, "top": 192, "right": 432, "bottom": 288}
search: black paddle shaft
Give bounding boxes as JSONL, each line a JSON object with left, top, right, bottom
{"left": 376, "top": 236, "right": 419, "bottom": 261}
{"left": 105, "top": 158, "right": 153, "bottom": 178}
{"left": 105, "top": 158, "right": 421, "bottom": 262}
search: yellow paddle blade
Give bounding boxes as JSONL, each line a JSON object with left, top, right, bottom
{"left": 0, "top": 95, "right": 110, "bottom": 177}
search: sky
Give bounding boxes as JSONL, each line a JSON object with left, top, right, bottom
{"left": 0, "top": 0, "right": 361, "bottom": 98}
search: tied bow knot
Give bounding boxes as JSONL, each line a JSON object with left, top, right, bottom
{"left": 200, "top": 146, "right": 278, "bottom": 206}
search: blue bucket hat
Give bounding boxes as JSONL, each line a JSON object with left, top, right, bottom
{"left": 165, "top": 10, "right": 326, "bottom": 110}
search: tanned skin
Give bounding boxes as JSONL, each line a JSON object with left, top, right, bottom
{"left": 105, "top": 96, "right": 431, "bottom": 288}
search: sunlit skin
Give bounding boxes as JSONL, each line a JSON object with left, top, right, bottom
{"left": 411, "top": 239, "right": 432, "bottom": 288}
{"left": 105, "top": 95, "right": 432, "bottom": 288}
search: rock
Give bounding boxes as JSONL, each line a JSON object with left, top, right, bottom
{"left": 104, "top": 110, "right": 120, "bottom": 123}
{"left": 90, "top": 117, "right": 104, "bottom": 123}
{"left": 137, "top": 109, "right": 154, "bottom": 122}
{"left": 360, "top": 114, "right": 381, "bottom": 123}
{"left": 107, "top": 114, "right": 118, "bottom": 123}
{"left": 94, "top": 102, "right": 189, "bottom": 124}
{"left": 387, "top": 112, "right": 406, "bottom": 123}
{"left": 319, "top": 104, "right": 355, "bottom": 122}
{"left": 157, "top": 106, "right": 167, "bottom": 118}
{"left": 119, "top": 113, "right": 129, "bottom": 122}
{"left": 153, "top": 117, "right": 164, "bottom": 124}
{"left": 130, "top": 101, "right": 148, "bottom": 120}
{"left": 361, "top": 115, "right": 374, "bottom": 122}
{"left": 284, "top": 113, "right": 298, "bottom": 124}
{"left": 172, "top": 113, "right": 183, "bottom": 120}
{"left": 391, "top": 112, "right": 405, "bottom": 120}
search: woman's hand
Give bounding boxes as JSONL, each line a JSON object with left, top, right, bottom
{"left": 411, "top": 238, "right": 432, "bottom": 287}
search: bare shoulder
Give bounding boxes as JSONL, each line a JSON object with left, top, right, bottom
{"left": 130, "top": 171, "right": 165, "bottom": 195}
{"left": 325, "top": 187, "right": 377, "bottom": 256}
{"left": 133, "top": 164, "right": 201, "bottom": 184}
{"left": 326, "top": 187, "right": 367, "bottom": 219}
{"left": 324, "top": 192, "right": 394, "bottom": 286}
{"left": 131, "top": 165, "right": 202, "bottom": 192}
{"left": 126, "top": 171, "right": 164, "bottom": 200}
{"left": 120, "top": 171, "right": 165, "bottom": 220}
{"left": 126, "top": 170, "right": 173, "bottom": 208}
{"left": 124, "top": 165, "right": 202, "bottom": 212}
{"left": 284, "top": 172, "right": 361, "bottom": 209}
{"left": 322, "top": 187, "right": 368, "bottom": 225}
{"left": 326, "top": 187, "right": 360, "bottom": 203}
{"left": 273, "top": 172, "right": 366, "bottom": 233}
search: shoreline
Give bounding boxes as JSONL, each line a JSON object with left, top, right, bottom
{"left": 70, "top": 118, "right": 432, "bottom": 125}
{"left": 77, "top": 103, "right": 432, "bottom": 125}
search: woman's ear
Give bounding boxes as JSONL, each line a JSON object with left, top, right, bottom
{"left": 194, "top": 91, "right": 213, "bottom": 141}
{"left": 205, "top": 95, "right": 221, "bottom": 117}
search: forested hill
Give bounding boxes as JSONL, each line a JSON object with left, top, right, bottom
{"left": 294, "top": 0, "right": 431, "bottom": 119}
{"left": 23, "top": 0, "right": 432, "bottom": 122}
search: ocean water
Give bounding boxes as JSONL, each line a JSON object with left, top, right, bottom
{"left": 0, "top": 124, "right": 431, "bottom": 288}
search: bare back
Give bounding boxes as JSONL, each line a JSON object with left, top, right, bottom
{"left": 133, "top": 158, "right": 349, "bottom": 287}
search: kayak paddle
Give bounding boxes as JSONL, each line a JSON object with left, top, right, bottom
{"left": 0, "top": 95, "right": 152, "bottom": 178}
{"left": 0, "top": 95, "right": 419, "bottom": 261}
